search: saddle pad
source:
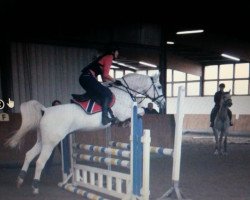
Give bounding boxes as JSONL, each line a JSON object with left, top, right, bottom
{"left": 71, "top": 95, "right": 115, "bottom": 114}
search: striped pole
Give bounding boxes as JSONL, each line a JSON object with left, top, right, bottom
{"left": 73, "top": 154, "right": 130, "bottom": 168}
{"left": 74, "top": 144, "right": 130, "bottom": 158}
{"left": 109, "top": 141, "right": 130, "bottom": 150}
{"left": 59, "top": 183, "right": 109, "bottom": 200}
{"left": 109, "top": 141, "right": 173, "bottom": 156}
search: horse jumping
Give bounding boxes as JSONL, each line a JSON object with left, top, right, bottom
{"left": 5, "top": 73, "right": 165, "bottom": 194}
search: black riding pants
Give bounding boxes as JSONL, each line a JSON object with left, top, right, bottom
{"left": 210, "top": 105, "right": 232, "bottom": 122}
{"left": 79, "top": 73, "right": 112, "bottom": 105}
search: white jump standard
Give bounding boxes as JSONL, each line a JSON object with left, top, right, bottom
{"left": 158, "top": 86, "right": 186, "bottom": 200}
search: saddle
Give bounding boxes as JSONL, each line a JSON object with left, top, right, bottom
{"left": 71, "top": 93, "right": 115, "bottom": 115}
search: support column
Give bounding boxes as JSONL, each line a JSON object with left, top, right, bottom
{"left": 159, "top": 24, "right": 167, "bottom": 113}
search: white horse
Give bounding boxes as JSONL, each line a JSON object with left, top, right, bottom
{"left": 5, "top": 73, "right": 165, "bottom": 194}
{"left": 212, "top": 91, "right": 233, "bottom": 155}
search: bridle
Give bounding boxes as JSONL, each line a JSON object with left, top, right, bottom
{"left": 112, "top": 77, "right": 164, "bottom": 107}
{"left": 223, "top": 97, "right": 232, "bottom": 107}
{"left": 222, "top": 93, "right": 232, "bottom": 107}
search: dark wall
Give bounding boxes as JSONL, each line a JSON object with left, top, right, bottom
{"left": 168, "top": 54, "right": 202, "bottom": 76}
{"left": 0, "top": 114, "right": 175, "bottom": 166}
{"left": 0, "top": 40, "right": 12, "bottom": 112}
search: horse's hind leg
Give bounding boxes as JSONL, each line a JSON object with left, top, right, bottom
{"left": 17, "top": 133, "right": 42, "bottom": 188}
{"left": 32, "top": 143, "right": 56, "bottom": 194}
{"left": 223, "top": 135, "right": 228, "bottom": 155}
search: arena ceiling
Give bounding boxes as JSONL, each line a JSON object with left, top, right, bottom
{"left": 2, "top": 1, "right": 250, "bottom": 71}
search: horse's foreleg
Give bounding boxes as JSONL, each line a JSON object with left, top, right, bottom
{"left": 219, "top": 132, "right": 224, "bottom": 154}
{"left": 32, "top": 144, "right": 55, "bottom": 194}
{"left": 213, "top": 129, "right": 219, "bottom": 155}
{"left": 223, "top": 135, "right": 228, "bottom": 155}
{"left": 17, "top": 133, "right": 42, "bottom": 188}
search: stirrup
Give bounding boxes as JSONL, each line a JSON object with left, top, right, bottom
{"left": 102, "top": 115, "right": 112, "bottom": 125}
{"left": 111, "top": 117, "right": 119, "bottom": 125}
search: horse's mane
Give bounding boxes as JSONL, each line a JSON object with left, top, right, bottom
{"left": 121, "top": 72, "right": 159, "bottom": 80}
{"left": 102, "top": 72, "right": 160, "bottom": 87}
{"left": 122, "top": 73, "right": 146, "bottom": 79}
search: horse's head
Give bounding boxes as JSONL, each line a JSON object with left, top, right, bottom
{"left": 221, "top": 91, "right": 233, "bottom": 107}
{"left": 145, "top": 73, "right": 166, "bottom": 110}
{"left": 121, "top": 73, "right": 166, "bottom": 110}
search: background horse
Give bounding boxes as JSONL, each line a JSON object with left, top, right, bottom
{"left": 5, "top": 73, "right": 165, "bottom": 194}
{"left": 212, "top": 91, "right": 233, "bottom": 155}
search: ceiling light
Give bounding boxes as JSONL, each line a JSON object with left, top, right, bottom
{"left": 139, "top": 61, "right": 157, "bottom": 68}
{"left": 176, "top": 30, "right": 204, "bottom": 35}
{"left": 111, "top": 65, "right": 119, "bottom": 69}
{"left": 112, "top": 61, "right": 137, "bottom": 70}
{"left": 167, "top": 41, "right": 175, "bottom": 45}
{"left": 221, "top": 53, "right": 240, "bottom": 61}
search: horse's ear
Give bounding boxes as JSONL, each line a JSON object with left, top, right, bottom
{"left": 152, "top": 72, "right": 160, "bottom": 82}
{"left": 229, "top": 89, "right": 231, "bottom": 94}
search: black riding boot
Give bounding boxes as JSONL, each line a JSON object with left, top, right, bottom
{"left": 108, "top": 108, "right": 119, "bottom": 124}
{"left": 228, "top": 109, "right": 233, "bottom": 126}
{"left": 210, "top": 112, "right": 215, "bottom": 127}
{"left": 102, "top": 99, "right": 112, "bottom": 125}
{"left": 210, "top": 106, "right": 220, "bottom": 127}
{"left": 210, "top": 109, "right": 216, "bottom": 127}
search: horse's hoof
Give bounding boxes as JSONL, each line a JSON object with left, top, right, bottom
{"left": 17, "top": 177, "right": 24, "bottom": 188}
{"left": 32, "top": 187, "right": 39, "bottom": 195}
{"left": 32, "top": 179, "right": 40, "bottom": 194}
{"left": 222, "top": 151, "right": 228, "bottom": 156}
{"left": 214, "top": 150, "right": 219, "bottom": 155}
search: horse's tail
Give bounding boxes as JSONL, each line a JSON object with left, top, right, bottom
{"left": 5, "top": 100, "right": 46, "bottom": 148}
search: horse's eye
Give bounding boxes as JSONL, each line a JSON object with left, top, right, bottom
{"left": 158, "top": 86, "right": 162, "bottom": 89}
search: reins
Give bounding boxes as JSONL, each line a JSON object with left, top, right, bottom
{"left": 110, "top": 76, "right": 164, "bottom": 106}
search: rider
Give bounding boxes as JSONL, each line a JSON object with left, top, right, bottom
{"left": 210, "top": 83, "right": 233, "bottom": 127}
{"left": 79, "top": 45, "right": 119, "bottom": 125}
